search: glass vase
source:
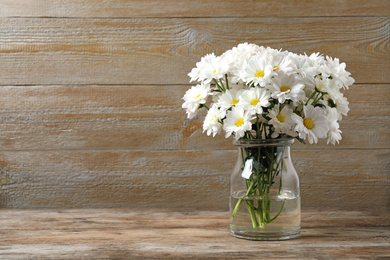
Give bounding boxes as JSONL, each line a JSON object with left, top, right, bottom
{"left": 229, "top": 138, "right": 300, "bottom": 240}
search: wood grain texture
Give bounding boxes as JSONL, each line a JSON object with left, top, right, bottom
{"left": 0, "top": 17, "right": 388, "bottom": 85}
{"left": 0, "top": 149, "right": 388, "bottom": 213}
{"left": 0, "top": 0, "right": 389, "bottom": 211}
{"left": 1, "top": 0, "right": 389, "bottom": 18}
{"left": 0, "top": 84, "right": 388, "bottom": 151}
{"left": 0, "top": 208, "right": 389, "bottom": 259}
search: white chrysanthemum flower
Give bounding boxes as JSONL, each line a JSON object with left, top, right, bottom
{"left": 335, "top": 95, "right": 349, "bottom": 116}
{"left": 292, "top": 105, "right": 329, "bottom": 144}
{"left": 315, "top": 76, "right": 348, "bottom": 111}
{"left": 241, "top": 54, "right": 277, "bottom": 87}
{"left": 188, "top": 66, "right": 201, "bottom": 83}
{"left": 203, "top": 104, "right": 225, "bottom": 137}
{"left": 217, "top": 88, "right": 244, "bottom": 111}
{"left": 222, "top": 43, "right": 262, "bottom": 67}
{"left": 301, "top": 76, "right": 316, "bottom": 97}
{"left": 322, "top": 56, "right": 355, "bottom": 89}
{"left": 227, "top": 42, "right": 262, "bottom": 59}
{"left": 274, "top": 56, "right": 296, "bottom": 75}
{"left": 223, "top": 43, "right": 263, "bottom": 83}
{"left": 239, "top": 87, "right": 271, "bottom": 115}
{"left": 315, "top": 76, "right": 332, "bottom": 93}
{"left": 289, "top": 53, "right": 320, "bottom": 87}
{"left": 223, "top": 107, "right": 254, "bottom": 140}
{"left": 265, "top": 47, "right": 295, "bottom": 74}
{"left": 322, "top": 94, "right": 350, "bottom": 117}
{"left": 306, "top": 52, "right": 325, "bottom": 68}
{"left": 327, "top": 85, "right": 344, "bottom": 106}
{"left": 182, "top": 83, "right": 211, "bottom": 119}
{"left": 269, "top": 72, "right": 305, "bottom": 103}
{"left": 268, "top": 105, "right": 297, "bottom": 138}
{"left": 188, "top": 53, "right": 228, "bottom": 84}
{"left": 326, "top": 107, "right": 342, "bottom": 145}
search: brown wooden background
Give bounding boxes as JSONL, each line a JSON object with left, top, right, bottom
{"left": 0, "top": 0, "right": 389, "bottom": 214}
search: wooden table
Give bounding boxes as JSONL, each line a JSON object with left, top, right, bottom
{"left": 1, "top": 209, "right": 389, "bottom": 259}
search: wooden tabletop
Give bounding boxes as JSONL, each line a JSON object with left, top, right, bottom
{"left": 1, "top": 208, "right": 389, "bottom": 259}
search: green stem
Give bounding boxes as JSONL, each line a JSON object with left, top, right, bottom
{"left": 213, "top": 78, "right": 224, "bottom": 92}
{"left": 313, "top": 92, "right": 324, "bottom": 105}
{"left": 248, "top": 131, "right": 256, "bottom": 139}
{"left": 258, "top": 200, "right": 264, "bottom": 228}
{"left": 232, "top": 172, "right": 255, "bottom": 219}
{"left": 245, "top": 200, "right": 259, "bottom": 228}
{"left": 305, "top": 90, "right": 317, "bottom": 106}
{"left": 265, "top": 187, "right": 271, "bottom": 222}
{"left": 200, "top": 103, "right": 209, "bottom": 110}
{"left": 219, "top": 79, "right": 226, "bottom": 91}
{"left": 225, "top": 74, "right": 229, "bottom": 90}
{"left": 232, "top": 144, "right": 288, "bottom": 229}
{"left": 269, "top": 200, "right": 286, "bottom": 222}
{"left": 256, "top": 116, "right": 260, "bottom": 139}
{"left": 277, "top": 148, "right": 285, "bottom": 195}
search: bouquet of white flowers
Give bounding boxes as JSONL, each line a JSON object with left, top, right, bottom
{"left": 183, "top": 43, "right": 354, "bottom": 145}
{"left": 182, "top": 43, "right": 354, "bottom": 233}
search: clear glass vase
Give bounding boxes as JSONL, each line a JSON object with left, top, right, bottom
{"left": 230, "top": 138, "right": 300, "bottom": 240}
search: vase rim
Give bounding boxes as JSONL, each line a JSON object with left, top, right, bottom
{"left": 233, "top": 138, "right": 295, "bottom": 147}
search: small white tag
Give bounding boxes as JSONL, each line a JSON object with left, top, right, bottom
{"left": 241, "top": 158, "right": 253, "bottom": 179}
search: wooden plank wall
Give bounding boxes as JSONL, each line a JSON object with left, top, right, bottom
{"left": 0, "top": 0, "right": 389, "bottom": 213}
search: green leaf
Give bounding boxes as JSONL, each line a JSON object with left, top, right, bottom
{"left": 260, "top": 180, "right": 271, "bottom": 185}
{"left": 296, "top": 136, "right": 306, "bottom": 144}
{"left": 314, "top": 103, "right": 326, "bottom": 108}
{"left": 327, "top": 98, "right": 336, "bottom": 108}
{"left": 252, "top": 160, "right": 263, "bottom": 171}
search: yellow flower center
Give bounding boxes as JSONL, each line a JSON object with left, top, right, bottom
{"left": 250, "top": 98, "right": 260, "bottom": 106}
{"left": 231, "top": 100, "right": 239, "bottom": 106}
{"left": 280, "top": 86, "right": 291, "bottom": 92}
{"left": 195, "top": 94, "right": 200, "bottom": 99}
{"left": 303, "top": 118, "right": 314, "bottom": 129}
{"left": 277, "top": 114, "right": 285, "bottom": 123}
{"left": 255, "top": 70, "right": 265, "bottom": 78}
{"left": 235, "top": 118, "right": 244, "bottom": 127}
{"left": 273, "top": 65, "right": 279, "bottom": 71}
{"left": 213, "top": 69, "right": 216, "bottom": 74}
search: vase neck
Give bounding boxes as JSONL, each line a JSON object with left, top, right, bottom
{"left": 233, "top": 138, "right": 295, "bottom": 148}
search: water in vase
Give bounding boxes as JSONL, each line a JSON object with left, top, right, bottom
{"left": 230, "top": 190, "right": 301, "bottom": 240}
